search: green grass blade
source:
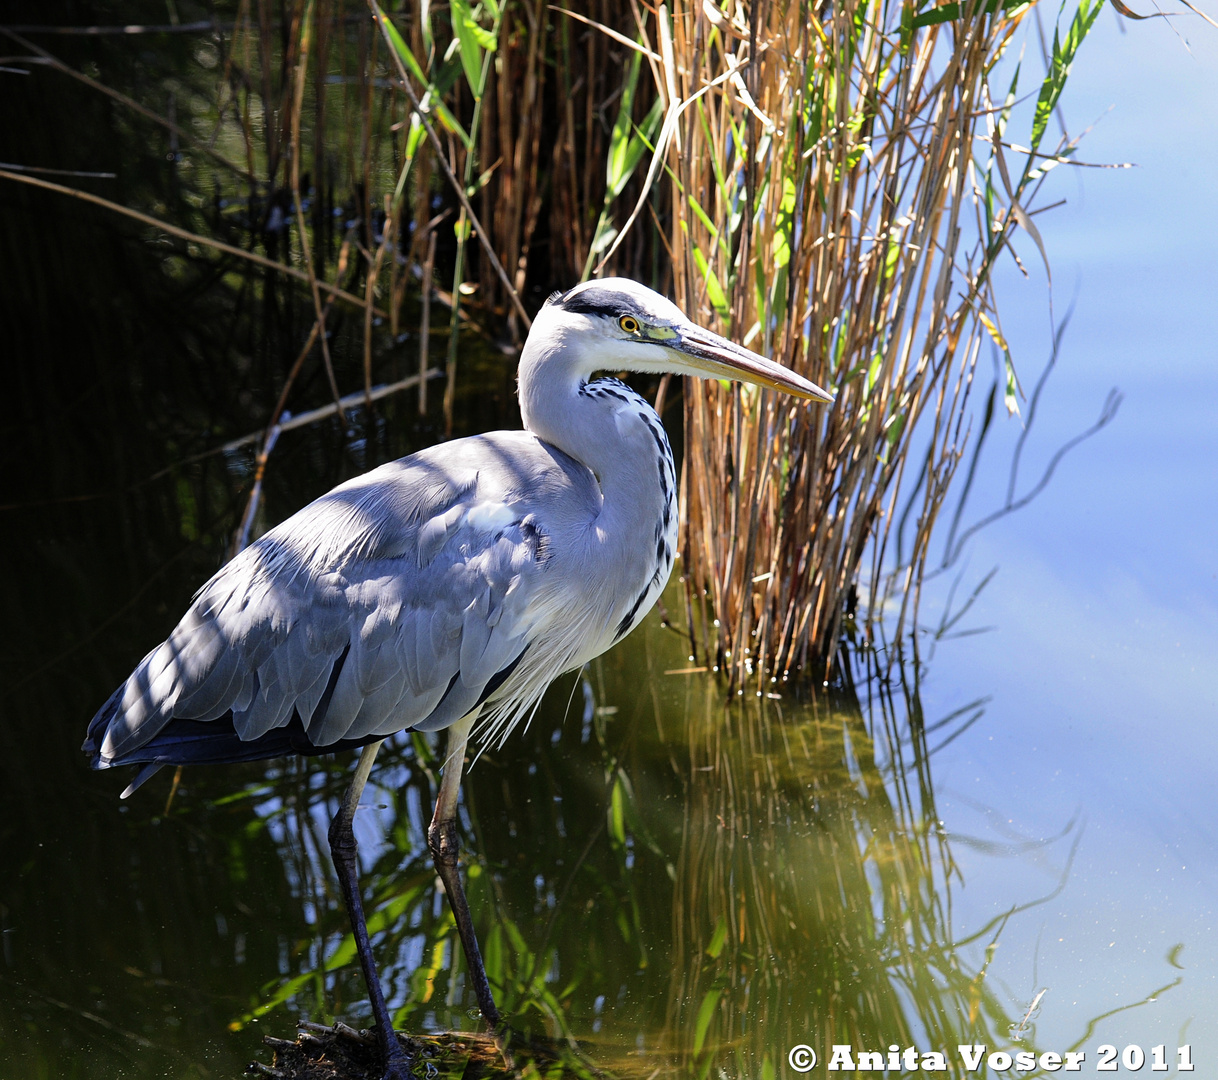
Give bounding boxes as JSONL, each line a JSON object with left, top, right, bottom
{"left": 450, "top": 0, "right": 488, "bottom": 98}
{"left": 373, "top": 2, "right": 472, "bottom": 148}
{"left": 693, "top": 244, "right": 731, "bottom": 322}
{"left": 1029, "top": 0, "right": 1105, "bottom": 156}
{"left": 692, "top": 986, "right": 723, "bottom": 1055}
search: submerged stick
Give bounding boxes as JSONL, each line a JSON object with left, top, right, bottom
{"left": 220, "top": 370, "right": 444, "bottom": 455}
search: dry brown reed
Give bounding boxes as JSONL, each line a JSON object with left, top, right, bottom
{"left": 367, "top": 0, "right": 1104, "bottom": 686}
{"left": 618, "top": 0, "right": 1106, "bottom": 686}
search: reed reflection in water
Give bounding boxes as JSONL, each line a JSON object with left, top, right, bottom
{"left": 658, "top": 642, "right": 1021, "bottom": 1078}
{"left": 221, "top": 604, "right": 1104, "bottom": 1077}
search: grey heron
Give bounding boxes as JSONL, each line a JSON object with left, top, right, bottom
{"left": 84, "top": 278, "right": 833, "bottom": 1078}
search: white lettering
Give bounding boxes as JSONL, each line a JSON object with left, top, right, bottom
{"left": 1064, "top": 1052, "right": 1086, "bottom": 1071}
{"left": 1039, "top": 1052, "right": 1062, "bottom": 1072}
{"left": 828, "top": 1046, "right": 856, "bottom": 1071}
{"left": 958, "top": 1045, "right": 986, "bottom": 1071}
{"left": 858, "top": 1052, "right": 884, "bottom": 1071}
{"left": 989, "top": 1051, "right": 1012, "bottom": 1072}
{"left": 921, "top": 1052, "right": 948, "bottom": 1071}
{"left": 789, "top": 1046, "right": 817, "bottom": 1073}
{"left": 1015, "top": 1051, "right": 1036, "bottom": 1071}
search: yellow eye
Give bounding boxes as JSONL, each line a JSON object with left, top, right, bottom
{"left": 619, "top": 315, "right": 640, "bottom": 333}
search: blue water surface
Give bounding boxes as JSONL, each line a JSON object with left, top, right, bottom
{"left": 919, "top": 6, "right": 1218, "bottom": 1064}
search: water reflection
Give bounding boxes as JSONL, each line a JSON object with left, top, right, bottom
{"left": 200, "top": 610, "right": 1120, "bottom": 1078}
{"left": 652, "top": 639, "right": 1022, "bottom": 1077}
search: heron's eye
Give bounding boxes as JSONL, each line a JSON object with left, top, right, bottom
{"left": 619, "top": 315, "right": 640, "bottom": 334}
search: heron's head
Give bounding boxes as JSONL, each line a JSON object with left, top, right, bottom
{"left": 534, "top": 277, "right": 833, "bottom": 403}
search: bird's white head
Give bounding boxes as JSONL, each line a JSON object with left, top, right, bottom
{"left": 524, "top": 277, "right": 835, "bottom": 403}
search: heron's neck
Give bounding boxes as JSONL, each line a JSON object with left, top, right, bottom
{"left": 517, "top": 328, "right": 662, "bottom": 498}
{"left": 517, "top": 323, "right": 679, "bottom": 640}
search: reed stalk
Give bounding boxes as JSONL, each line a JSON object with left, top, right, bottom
{"left": 613, "top": 0, "right": 1108, "bottom": 685}
{"left": 367, "top": 0, "right": 1106, "bottom": 687}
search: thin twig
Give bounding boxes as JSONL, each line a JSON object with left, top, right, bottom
{"left": 0, "top": 29, "right": 257, "bottom": 181}
{"left": 0, "top": 169, "right": 379, "bottom": 313}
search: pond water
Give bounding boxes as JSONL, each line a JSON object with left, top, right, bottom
{"left": 912, "top": 9, "right": 1218, "bottom": 1070}
{"left": 1, "top": 8, "right": 1216, "bottom": 1080}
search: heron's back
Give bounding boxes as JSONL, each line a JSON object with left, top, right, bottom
{"left": 84, "top": 431, "right": 608, "bottom": 779}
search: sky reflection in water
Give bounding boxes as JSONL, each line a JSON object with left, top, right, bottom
{"left": 914, "top": 8, "right": 1218, "bottom": 1067}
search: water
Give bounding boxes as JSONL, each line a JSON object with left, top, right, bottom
{"left": 2, "top": 9, "right": 1216, "bottom": 1078}
{"left": 911, "top": 8, "right": 1218, "bottom": 1068}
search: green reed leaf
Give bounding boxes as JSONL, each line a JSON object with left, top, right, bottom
{"left": 1029, "top": 0, "right": 1105, "bottom": 158}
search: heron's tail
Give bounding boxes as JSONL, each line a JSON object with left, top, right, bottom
{"left": 85, "top": 700, "right": 386, "bottom": 796}
{"left": 82, "top": 683, "right": 123, "bottom": 764}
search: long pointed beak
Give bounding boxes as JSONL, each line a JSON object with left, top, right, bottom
{"left": 672, "top": 324, "right": 835, "bottom": 403}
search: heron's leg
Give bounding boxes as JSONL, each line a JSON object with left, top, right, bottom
{"left": 428, "top": 713, "right": 502, "bottom": 1026}
{"left": 328, "top": 739, "right": 410, "bottom": 1080}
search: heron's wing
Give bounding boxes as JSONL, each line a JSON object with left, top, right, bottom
{"left": 86, "top": 434, "right": 595, "bottom": 767}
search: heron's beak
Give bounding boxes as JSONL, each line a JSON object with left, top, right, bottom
{"left": 670, "top": 324, "right": 835, "bottom": 403}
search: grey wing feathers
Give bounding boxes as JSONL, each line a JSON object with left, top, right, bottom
{"left": 89, "top": 433, "right": 578, "bottom": 768}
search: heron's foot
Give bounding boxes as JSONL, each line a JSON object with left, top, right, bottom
{"left": 375, "top": 1026, "right": 413, "bottom": 1080}
{"left": 268, "top": 1020, "right": 422, "bottom": 1079}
